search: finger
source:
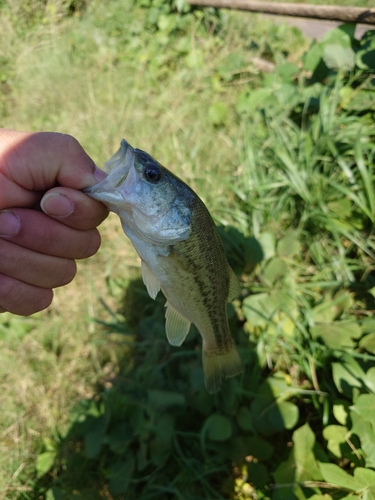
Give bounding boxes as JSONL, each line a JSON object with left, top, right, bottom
{"left": 0, "top": 209, "right": 102, "bottom": 259}
{"left": 0, "top": 130, "right": 107, "bottom": 209}
{"left": 0, "top": 273, "right": 53, "bottom": 316}
{"left": 40, "top": 187, "right": 109, "bottom": 230}
{"left": 0, "top": 238, "right": 77, "bottom": 289}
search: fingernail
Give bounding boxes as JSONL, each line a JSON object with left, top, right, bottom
{"left": 0, "top": 211, "right": 20, "bottom": 237}
{"left": 94, "top": 166, "right": 107, "bottom": 182}
{"left": 41, "top": 193, "right": 74, "bottom": 217}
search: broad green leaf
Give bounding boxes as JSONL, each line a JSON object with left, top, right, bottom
{"left": 356, "top": 35, "right": 375, "bottom": 70}
{"left": 273, "top": 447, "right": 296, "bottom": 486}
{"left": 319, "top": 463, "right": 362, "bottom": 491}
{"left": 263, "top": 257, "right": 288, "bottom": 284}
{"left": 150, "top": 435, "right": 171, "bottom": 467}
{"left": 327, "top": 197, "right": 352, "bottom": 217}
{"left": 321, "top": 25, "right": 355, "bottom": 48}
{"left": 303, "top": 42, "right": 323, "bottom": 71}
{"left": 245, "top": 436, "right": 274, "bottom": 460}
{"left": 360, "top": 333, "right": 375, "bottom": 354}
{"left": 354, "top": 467, "right": 375, "bottom": 487}
{"left": 274, "top": 424, "right": 322, "bottom": 485}
{"left": 323, "top": 44, "right": 355, "bottom": 71}
{"left": 365, "top": 367, "right": 375, "bottom": 394}
{"left": 105, "top": 422, "right": 133, "bottom": 454}
{"left": 70, "top": 398, "right": 104, "bottom": 423}
{"left": 310, "top": 320, "right": 361, "bottom": 349}
{"left": 253, "top": 399, "right": 299, "bottom": 435}
{"left": 277, "top": 231, "right": 301, "bottom": 258}
{"left": 242, "top": 293, "right": 273, "bottom": 327}
{"left": 243, "top": 290, "right": 296, "bottom": 329}
{"left": 310, "top": 302, "right": 336, "bottom": 323}
{"left": 343, "top": 89, "right": 375, "bottom": 113}
{"left": 332, "top": 358, "right": 365, "bottom": 398}
{"left": 237, "top": 406, "right": 253, "bottom": 431}
{"left": 242, "top": 292, "right": 270, "bottom": 327}
{"left": 236, "top": 88, "right": 274, "bottom": 115}
{"left": 251, "top": 398, "right": 299, "bottom": 435}
{"left": 275, "top": 62, "right": 299, "bottom": 82}
{"left": 247, "top": 462, "right": 269, "bottom": 488}
{"left": 351, "top": 394, "right": 375, "bottom": 422}
{"left": 323, "top": 425, "right": 348, "bottom": 458}
{"left": 309, "top": 496, "right": 333, "bottom": 500}
{"left": 84, "top": 430, "right": 103, "bottom": 458}
{"left": 361, "top": 317, "right": 375, "bottom": 334}
{"left": 278, "top": 401, "right": 299, "bottom": 430}
{"left": 363, "top": 489, "right": 375, "bottom": 500}
{"left": 147, "top": 390, "right": 185, "bottom": 409}
{"left": 333, "top": 400, "right": 350, "bottom": 425}
{"left": 275, "top": 83, "right": 298, "bottom": 107}
{"left": 310, "top": 293, "right": 354, "bottom": 324}
{"left": 36, "top": 451, "right": 56, "bottom": 478}
{"left": 350, "top": 410, "right": 375, "bottom": 468}
{"left": 107, "top": 456, "right": 135, "bottom": 496}
{"left": 154, "top": 413, "right": 174, "bottom": 444}
{"left": 204, "top": 413, "right": 232, "bottom": 441}
{"left": 264, "top": 372, "right": 293, "bottom": 398}
{"left": 293, "top": 424, "right": 322, "bottom": 481}
{"left": 46, "top": 487, "right": 64, "bottom": 500}
{"left": 258, "top": 232, "right": 275, "bottom": 260}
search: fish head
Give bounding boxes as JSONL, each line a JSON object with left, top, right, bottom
{"left": 84, "top": 139, "right": 193, "bottom": 245}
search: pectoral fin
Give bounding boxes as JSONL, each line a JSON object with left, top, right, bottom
{"left": 165, "top": 302, "right": 191, "bottom": 346}
{"left": 141, "top": 260, "right": 160, "bottom": 300}
{"left": 227, "top": 267, "right": 241, "bottom": 303}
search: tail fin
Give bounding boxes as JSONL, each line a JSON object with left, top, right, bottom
{"left": 202, "top": 347, "right": 243, "bottom": 394}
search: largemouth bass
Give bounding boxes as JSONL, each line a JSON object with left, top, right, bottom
{"left": 84, "top": 139, "right": 243, "bottom": 393}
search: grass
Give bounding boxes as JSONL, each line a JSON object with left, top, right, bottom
{"left": 0, "top": 0, "right": 375, "bottom": 499}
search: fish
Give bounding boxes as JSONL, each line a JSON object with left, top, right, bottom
{"left": 84, "top": 139, "right": 243, "bottom": 393}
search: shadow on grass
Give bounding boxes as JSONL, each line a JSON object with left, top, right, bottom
{"left": 18, "top": 228, "right": 300, "bottom": 500}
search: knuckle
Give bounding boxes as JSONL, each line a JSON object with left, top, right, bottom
{"left": 59, "top": 133, "right": 82, "bottom": 155}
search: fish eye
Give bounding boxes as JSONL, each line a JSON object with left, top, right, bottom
{"left": 144, "top": 163, "right": 162, "bottom": 183}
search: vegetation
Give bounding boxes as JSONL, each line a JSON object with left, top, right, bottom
{"left": 0, "top": 0, "right": 375, "bottom": 499}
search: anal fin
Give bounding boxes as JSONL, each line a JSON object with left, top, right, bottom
{"left": 141, "top": 260, "right": 160, "bottom": 300}
{"left": 165, "top": 302, "right": 191, "bottom": 346}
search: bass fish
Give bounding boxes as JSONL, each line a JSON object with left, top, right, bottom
{"left": 84, "top": 140, "right": 242, "bottom": 393}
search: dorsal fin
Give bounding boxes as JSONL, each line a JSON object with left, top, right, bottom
{"left": 165, "top": 302, "right": 191, "bottom": 346}
{"left": 227, "top": 267, "right": 241, "bottom": 303}
{"left": 141, "top": 260, "right": 160, "bottom": 300}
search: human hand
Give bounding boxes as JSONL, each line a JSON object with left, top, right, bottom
{"left": 0, "top": 129, "right": 108, "bottom": 315}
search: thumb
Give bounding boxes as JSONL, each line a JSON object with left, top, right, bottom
{"left": 0, "top": 129, "right": 106, "bottom": 208}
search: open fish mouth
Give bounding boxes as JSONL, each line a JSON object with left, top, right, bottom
{"left": 83, "top": 139, "right": 136, "bottom": 203}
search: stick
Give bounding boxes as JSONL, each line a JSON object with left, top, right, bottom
{"left": 187, "top": 0, "right": 375, "bottom": 25}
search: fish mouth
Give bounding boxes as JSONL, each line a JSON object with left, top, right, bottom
{"left": 83, "top": 139, "right": 136, "bottom": 204}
